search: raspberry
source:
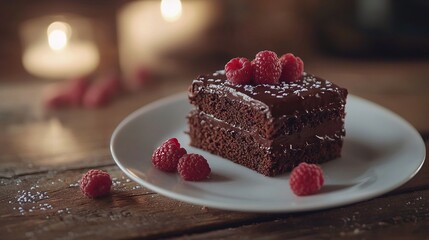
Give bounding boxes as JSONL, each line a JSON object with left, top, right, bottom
{"left": 80, "top": 169, "right": 112, "bottom": 198}
{"left": 66, "top": 76, "right": 90, "bottom": 106}
{"left": 152, "top": 138, "right": 187, "bottom": 172}
{"left": 224, "top": 57, "right": 253, "bottom": 85}
{"left": 177, "top": 154, "right": 211, "bottom": 181}
{"left": 252, "top": 50, "right": 281, "bottom": 85}
{"left": 43, "top": 76, "right": 89, "bottom": 109}
{"left": 83, "top": 74, "right": 122, "bottom": 108}
{"left": 289, "top": 162, "right": 324, "bottom": 196}
{"left": 279, "top": 53, "right": 304, "bottom": 83}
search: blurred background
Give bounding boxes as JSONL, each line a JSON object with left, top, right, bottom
{"left": 0, "top": 0, "right": 428, "bottom": 129}
{"left": 0, "top": 0, "right": 427, "bottom": 79}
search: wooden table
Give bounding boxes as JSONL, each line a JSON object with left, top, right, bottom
{"left": 1, "top": 59, "right": 428, "bottom": 239}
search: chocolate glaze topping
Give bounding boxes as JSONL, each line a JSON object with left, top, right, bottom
{"left": 189, "top": 70, "right": 348, "bottom": 118}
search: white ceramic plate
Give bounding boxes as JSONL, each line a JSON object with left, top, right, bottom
{"left": 110, "top": 93, "right": 426, "bottom": 212}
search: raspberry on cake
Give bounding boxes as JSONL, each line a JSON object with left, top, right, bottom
{"left": 279, "top": 53, "right": 304, "bottom": 83}
{"left": 224, "top": 57, "right": 253, "bottom": 85}
{"left": 252, "top": 50, "right": 281, "bottom": 85}
{"left": 187, "top": 53, "right": 348, "bottom": 176}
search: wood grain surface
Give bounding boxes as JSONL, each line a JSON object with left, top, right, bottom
{"left": 0, "top": 59, "right": 428, "bottom": 239}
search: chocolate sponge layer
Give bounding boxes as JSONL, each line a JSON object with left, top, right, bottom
{"left": 188, "top": 110, "right": 344, "bottom": 176}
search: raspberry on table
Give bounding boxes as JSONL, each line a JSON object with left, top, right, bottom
{"left": 289, "top": 162, "right": 324, "bottom": 196}
{"left": 83, "top": 74, "right": 122, "bottom": 108}
{"left": 178, "top": 154, "right": 211, "bottom": 181}
{"left": 252, "top": 50, "right": 281, "bottom": 85}
{"left": 152, "top": 138, "right": 187, "bottom": 172}
{"left": 225, "top": 57, "right": 253, "bottom": 85}
{"left": 80, "top": 169, "right": 112, "bottom": 198}
{"left": 279, "top": 53, "right": 304, "bottom": 83}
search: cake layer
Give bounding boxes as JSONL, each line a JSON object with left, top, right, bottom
{"left": 189, "top": 71, "right": 348, "bottom": 139}
{"left": 188, "top": 110, "right": 344, "bottom": 176}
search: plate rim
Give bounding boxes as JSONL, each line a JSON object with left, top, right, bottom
{"left": 110, "top": 92, "right": 426, "bottom": 212}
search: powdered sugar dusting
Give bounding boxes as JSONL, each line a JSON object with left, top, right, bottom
{"left": 111, "top": 175, "right": 144, "bottom": 191}
{"left": 213, "top": 69, "right": 225, "bottom": 76}
{"left": 7, "top": 172, "right": 147, "bottom": 218}
{"left": 206, "top": 71, "right": 342, "bottom": 100}
{"left": 10, "top": 186, "right": 53, "bottom": 215}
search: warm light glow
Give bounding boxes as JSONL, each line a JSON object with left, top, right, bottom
{"left": 23, "top": 41, "right": 100, "bottom": 79}
{"left": 160, "top": 0, "right": 182, "bottom": 22}
{"left": 47, "top": 21, "right": 71, "bottom": 50}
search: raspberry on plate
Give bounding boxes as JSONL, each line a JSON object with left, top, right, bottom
{"left": 252, "top": 50, "right": 281, "bottom": 85}
{"left": 289, "top": 162, "right": 324, "bottom": 196}
{"left": 279, "top": 53, "right": 304, "bottom": 83}
{"left": 152, "top": 138, "right": 187, "bottom": 172}
{"left": 178, "top": 154, "right": 211, "bottom": 181}
{"left": 80, "top": 169, "right": 112, "bottom": 198}
{"left": 225, "top": 57, "right": 253, "bottom": 85}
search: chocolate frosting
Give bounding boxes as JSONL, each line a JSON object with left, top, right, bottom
{"left": 189, "top": 70, "right": 348, "bottom": 118}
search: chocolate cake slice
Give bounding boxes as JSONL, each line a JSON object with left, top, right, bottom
{"left": 187, "top": 70, "right": 348, "bottom": 176}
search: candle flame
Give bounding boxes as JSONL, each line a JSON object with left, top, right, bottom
{"left": 160, "top": 0, "right": 182, "bottom": 22}
{"left": 47, "top": 21, "right": 71, "bottom": 51}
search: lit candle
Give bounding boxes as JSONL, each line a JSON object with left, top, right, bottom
{"left": 21, "top": 16, "right": 100, "bottom": 80}
{"left": 160, "top": 0, "right": 183, "bottom": 22}
{"left": 117, "top": 0, "right": 219, "bottom": 81}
